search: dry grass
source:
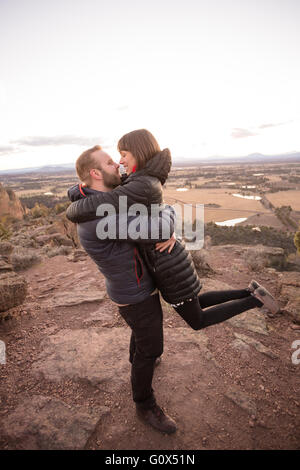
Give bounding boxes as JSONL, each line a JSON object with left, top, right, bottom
{"left": 11, "top": 247, "right": 42, "bottom": 271}
{"left": 15, "top": 187, "right": 70, "bottom": 198}
{"left": 163, "top": 187, "right": 268, "bottom": 223}
{"left": 267, "top": 190, "right": 300, "bottom": 211}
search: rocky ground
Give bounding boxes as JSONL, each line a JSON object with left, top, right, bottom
{"left": 0, "top": 242, "right": 300, "bottom": 450}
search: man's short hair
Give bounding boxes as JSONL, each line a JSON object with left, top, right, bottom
{"left": 76, "top": 145, "right": 102, "bottom": 184}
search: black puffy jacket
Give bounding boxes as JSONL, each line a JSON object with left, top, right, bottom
{"left": 68, "top": 185, "right": 175, "bottom": 305}
{"left": 66, "top": 149, "right": 202, "bottom": 304}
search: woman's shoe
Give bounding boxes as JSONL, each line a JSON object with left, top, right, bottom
{"left": 248, "top": 280, "right": 260, "bottom": 293}
{"left": 251, "top": 285, "right": 280, "bottom": 314}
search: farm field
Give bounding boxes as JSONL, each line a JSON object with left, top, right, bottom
{"left": 2, "top": 160, "right": 300, "bottom": 228}
{"left": 163, "top": 187, "right": 268, "bottom": 223}
{"left": 15, "top": 187, "right": 73, "bottom": 198}
{"left": 267, "top": 190, "right": 300, "bottom": 211}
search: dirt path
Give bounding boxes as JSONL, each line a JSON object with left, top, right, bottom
{"left": 0, "top": 250, "right": 299, "bottom": 450}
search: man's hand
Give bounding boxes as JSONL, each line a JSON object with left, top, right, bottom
{"left": 155, "top": 233, "right": 176, "bottom": 253}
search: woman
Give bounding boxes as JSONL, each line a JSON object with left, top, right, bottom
{"left": 66, "top": 129, "right": 280, "bottom": 330}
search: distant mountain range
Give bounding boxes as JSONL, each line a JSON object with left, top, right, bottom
{"left": 176, "top": 151, "right": 300, "bottom": 166}
{"left": 0, "top": 163, "right": 76, "bottom": 175}
{"left": 0, "top": 152, "right": 299, "bottom": 175}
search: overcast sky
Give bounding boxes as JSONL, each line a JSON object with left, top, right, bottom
{"left": 0, "top": 0, "right": 299, "bottom": 170}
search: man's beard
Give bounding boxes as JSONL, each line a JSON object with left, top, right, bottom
{"left": 101, "top": 169, "right": 121, "bottom": 189}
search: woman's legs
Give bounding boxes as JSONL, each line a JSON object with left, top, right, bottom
{"left": 198, "top": 288, "right": 251, "bottom": 308}
{"left": 174, "top": 289, "right": 263, "bottom": 330}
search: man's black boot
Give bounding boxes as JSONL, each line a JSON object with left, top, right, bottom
{"left": 136, "top": 404, "right": 177, "bottom": 434}
{"left": 154, "top": 356, "right": 162, "bottom": 368}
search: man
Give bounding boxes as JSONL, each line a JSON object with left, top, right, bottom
{"left": 67, "top": 145, "right": 177, "bottom": 434}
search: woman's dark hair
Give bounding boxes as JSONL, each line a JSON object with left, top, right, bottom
{"left": 117, "top": 129, "right": 161, "bottom": 170}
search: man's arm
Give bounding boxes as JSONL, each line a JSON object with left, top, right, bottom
{"left": 66, "top": 178, "right": 151, "bottom": 224}
{"left": 95, "top": 205, "right": 175, "bottom": 244}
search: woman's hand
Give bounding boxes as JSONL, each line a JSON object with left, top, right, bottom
{"left": 155, "top": 233, "right": 176, "bottom": 253}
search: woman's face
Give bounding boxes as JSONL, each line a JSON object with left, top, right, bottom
{"left": 119, "top": 150, "right": 137, "bottom": 175}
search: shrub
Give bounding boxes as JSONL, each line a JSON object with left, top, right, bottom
{"left": 0, "top": 223, "right": 11, "bottom": 241}
{"left": 31, "top": 203, "right": 50, "bottom": 219}
{"left": 243, "top": 250, "right": 267, "bottom": 272}
{"left": 204, "top": 222, "right": 296, "bottom": 255}
{"left": 20, "top": 195, "right": 69, "bottom": 210}
{"left": 268, "top": 256, "right": 288, "bottom": 271}
{"left": 190, "top": 249, "right": 214, "bottom": 275}
{"left": 44, "top": 245, "right": 72, "bottom": 258}
{"left": 53, "top": 201, "right": 71, "bottom": 215}
{"left": 294, "top": 227, "right": 300, "bottom": 255}
{"left": 11, "top": 247, "right": 42, "bottom": 270}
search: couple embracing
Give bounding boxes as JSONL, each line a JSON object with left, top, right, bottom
{"left": 67, "top": 129, "right": 279, "bottom": 434}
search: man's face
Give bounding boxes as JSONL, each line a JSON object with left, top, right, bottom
{"left": 93, "top": 151, "right": 121, "bottom": 189}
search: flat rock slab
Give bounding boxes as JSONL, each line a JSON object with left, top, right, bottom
{"left": 149, "top": 328, "right": 260, "bottom": 448}
{"left": 1, "top": 395, "right": 109, "bottom": 450}
{"left": 164, "top": 327, "right": 218, "bottom": 365}
{"left": 234, "top": 333, "right": 278, "bottom": 359}
{"left": 49, "top": 288, "right": 106, "bottom": 308}
{"left": 201, "top": 278, "right": 269, "bottom": 335}
{"left": 278, "top": 273, "right": 300, "bottom": 323}
{"left": 225, "top": 387, "right": 257, "bottom": 417}
{"left": 0, "top": 272, "right": 28, "bottom": 313}
{"left": 82, "top": 308, "right": 114, "bottom": 326}
{"left": 6, "top": 325, "right": 269, "bottom": 450}
{"left": 230, "top": 338, "right": 251, "bottom": 360}
{"left": 228, "top": 310, "right": 269, "bottom": 336}
{"left": 32, "top": 327, "right": 131, "bottom": 386}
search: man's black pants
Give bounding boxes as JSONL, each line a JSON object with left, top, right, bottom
{"left": 118, "top": 293, "right": 163, "bottom": 410}
{"left": 118, "top": 289, "right": 262, "bottom": 409}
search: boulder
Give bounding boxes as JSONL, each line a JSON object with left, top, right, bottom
{"left": 242, "top": 245, "right": 285, "bottom": 271}
{"left": 0, "top": 183, "right": 25, "bottom": 220}
{"left": 0, "top": 241, "right": 14, "bottom": 258}
{"left": 34, "top": 233, "right": 73, "bottom": 247}
{"left": 34, "top": 234, "right": 56, "bottom": 245}
{"left": 31, "top": 224, "right": 58, "bottom": 237}
{"left": 190, "top": 248, "right": 214, "bottom": 275}
{"left": 54, "top": 234, "right": 73, "bottom": 247}
{"left": 67, "top": 249, "right": 87, "bottom": 262}
{"left": 30, "top": 216, "right": 79, "bottom": 249}
{"left": 0, "top": 258, "right": 13, "bottom": 272}
{"left": 0, "top": 241, "right": 14, "bottom": 271}
{"left": 211, "top": 244, "right": 285, "bottom": 271}
{"left": 53, "top": 214, "right": 80, "bottom": 248}
{"left": 0, "top": 272, "right": 27, "bottom": 312}
{"left": 277, "top": 272, "right": 300, "bottom": 324}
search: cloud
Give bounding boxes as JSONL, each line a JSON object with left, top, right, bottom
{"left": 10, "top": 135, "right": 102, "bottom": 147}
{"left": 231, "top": 128, "right": 259, "bottom": 139}
{"left": 258, "top": 120, "right": 292, "bottom": 129}
{"left": 0, "top": 145, "right": 16, "bottom": 155}
{"left": 231, "top": 120, "right": 294, "bottom": 139}
{"left": 116, "top": 105, "right": 129, "bottom": 112}
{"left": 258, "top": 123, "right": 278, "bottom": 129}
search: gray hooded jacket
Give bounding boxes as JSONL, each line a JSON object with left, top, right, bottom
{"left": 67, "top": 150, "right": 202, "bottom": 304}
{"left": 68, "top": 184, "right": 175, "bottom": 305}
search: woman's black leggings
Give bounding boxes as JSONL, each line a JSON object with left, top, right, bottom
{"left": 174, "top": 288, "right": 263, "bottom": 330}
